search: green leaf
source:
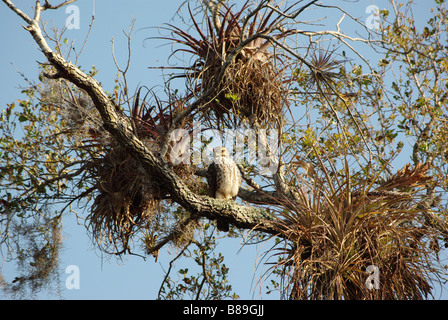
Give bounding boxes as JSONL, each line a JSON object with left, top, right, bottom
{"left": 224, "top": 93, "right": 240, "bottom": 101}
{"left": 18, "top": 114, "right": 28, "bottom": 122}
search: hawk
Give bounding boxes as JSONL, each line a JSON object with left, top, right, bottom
{"left": 207, "top": 146, "right": 241, "bottom": 232}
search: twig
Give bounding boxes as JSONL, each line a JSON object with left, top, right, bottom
{"left": 75, "top": 0, "right": 95, "bottom": 65}
{"left": 195, "top": 240, "right": 208, "bottom": 300}
{"left": 3, "top": 0, "right": 32, "bottom": 24}
{"left": 157, "top": 243, "right": 191, "bottom": 299}
{"left": 42, "top": 0, "right": 77, "bottom": 10}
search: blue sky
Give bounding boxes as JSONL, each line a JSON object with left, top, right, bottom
{"left": 1, "top": 0, "right": 447, "bottom": 299}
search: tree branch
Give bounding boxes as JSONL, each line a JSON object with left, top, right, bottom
{"left": 202, "top": 0, "right": 224, "bottom": 33}
{"left": 3, "top": 0, "right": 280, "bottom": 236}
{"left": 3, "top": 0, "right": 32, "bottom": 24}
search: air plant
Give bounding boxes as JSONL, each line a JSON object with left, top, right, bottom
{"left": 154, "top": 1, "right": 301, "bottom": 128}
{"left": 307, "top": 48, "right": 344, "bottom": 89}
{"left": 265, "top": 158, "right": 447, "bottom": 299}
{"left": 85, "top": 87, "right": 198, "bottom": 255}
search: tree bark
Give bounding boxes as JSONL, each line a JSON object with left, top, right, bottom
{"left": 4, "top": 0, "right": 281, "bottom": 236}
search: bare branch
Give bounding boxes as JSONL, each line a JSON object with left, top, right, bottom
{"left": 2, "top": 0, "right": 32, "bottom": 24}
{"left": 42, "top": 0, "right": 77, "bottom": 10}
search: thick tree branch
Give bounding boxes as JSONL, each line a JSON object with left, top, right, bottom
{"left": 3, "top": 0, "right": 280, "bottom": 236}
{"left": 3, "top": 0, "right": 32, "bottom": 24}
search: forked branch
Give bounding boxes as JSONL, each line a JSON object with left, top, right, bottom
{"left": 2, "top": 0, "right": 281, "bottom": 237}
